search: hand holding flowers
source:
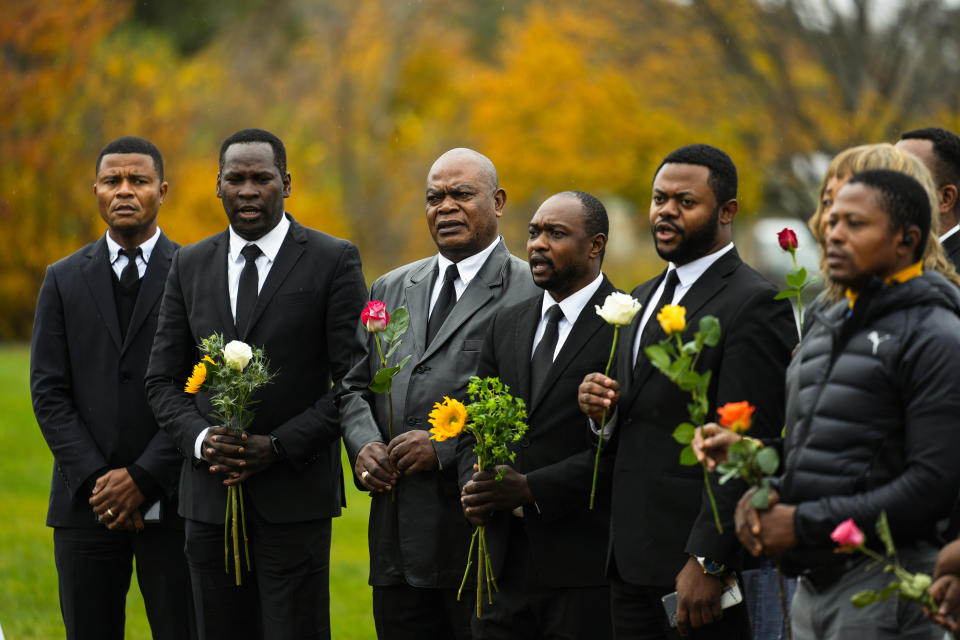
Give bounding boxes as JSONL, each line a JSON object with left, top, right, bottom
{"left": 589, "top": 292, "right": 641, "bottom": 509}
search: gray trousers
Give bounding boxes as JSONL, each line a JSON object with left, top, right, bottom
{"left": 791, "top": 543, "right": 941, "bottom": 640}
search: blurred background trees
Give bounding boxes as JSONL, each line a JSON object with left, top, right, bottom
{"left": 3, "top": 0, "right": 959, "bottom": 339}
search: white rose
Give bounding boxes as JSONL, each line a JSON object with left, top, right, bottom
{"left": 223, "top": 340, "right": 253, "bottom": 371}
{"left": 595, "top": 292, "right": 642, "bottom": 327}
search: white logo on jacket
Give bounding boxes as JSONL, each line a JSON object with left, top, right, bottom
{"left": 867, "top": 330, "right": 891, "bottom": 355}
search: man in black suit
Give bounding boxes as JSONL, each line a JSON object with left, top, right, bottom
{"left": 579, "top": 144, "right": 795, "bottom": 639}
{"left": 458, "top": 191, "right": 616, "bottom": 639}
{"left": 31, "top": 136, "right": 194, "bottom": 639}
{"left": 145, "top": 128, "right": 367, "bottom": 640}
{"left": 896, "top": 127, "right": 960, "bottom": 266}
{"left": 339, "top": 148, "right": 538, "bottom": 639}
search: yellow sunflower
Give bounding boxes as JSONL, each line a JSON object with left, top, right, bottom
{"left": 657, "top": 304, "right": 686, "bottom": 335}
{"left": 184, "top": 361, "right": 207, "bottom": 394}
{"left": 428, "top": 396, "right": 467, "bottom": 441}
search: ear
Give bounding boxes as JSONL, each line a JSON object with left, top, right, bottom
{"left": 493, "top": 188, "right": 506, "bottom": 217}
{"left": 216, "top": 173, "right": 222, "bottom": 199}
{"left": 282, "top": 172, "right": 292, "bottom": 198}
{"left": 158, "top": 181, "right": 168, "bottom": 204}
{"left": 589, "top": 233, "right": 607, "bottom": 260}
{"left": 719, "top": 199, "right": 738, "bottom": 225}
{"left": 940, "top": 184, "right": 959, "bottom": 214}
{"left": 899, "top": 225, "right": 922, "bottom": 257}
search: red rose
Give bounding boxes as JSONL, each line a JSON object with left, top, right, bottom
{"left": 361, "top": 300, "right": 389, "bottom": 332}
{"left": 716, "top": 401, "right": 755, "bottom": 433}
{"left": 830, "top": 518, "right": 865, "bottom": 551}
{"left": 777, "top": 228, "right": 798, "bottom": 252}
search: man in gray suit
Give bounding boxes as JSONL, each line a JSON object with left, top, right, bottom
{"left": 340, "top": 148, "right": 538, "bottom": 640}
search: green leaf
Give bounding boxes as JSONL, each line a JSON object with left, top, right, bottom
{"left": 875, "top": 511, "right": 896, "bottom": 557}
{"left": 751, "top": 484, "right": 771, "bottom": 510}
{"left": 645, "top": 344, "right": 671, "bottom": 373}
{"left": 672, "top": 422, "right": 696, "bottom": 445}
{"left": 681, "top": 340, "right": 698, "bottom": 356}
{"left": 699, "top": 315, "right": 721, "bottom": 347}
{"left": 697, "top": 370, "right": 712, "bottom": 396}
{"left": 718, "top": 467, "right": 739, "bottom": 485}
{"left": 851, "top": 589, "right": 881, "bottom": 608}
{"left": 774, "top": 289, "right": 798, "bottom": 300}
{"left": 756, "top": 447, "right": 780, "bottom": 475}
{"left": 384, "top": 339, "right": 403, "bottom": 360}
{"left": 381, "top": 306, "right": 410, "bottom": 344}
{"left": 668, "top": 354, "right": 691, "bottom": 380}
{"left": 369, "top": 362, "right": 404, "bottom": 393}
{"left": 679, "top": 445, "right": 698, "bottom": 466}
{"left": 676, "top": 370, "right": 700, "bottom": 391}
{"left": 797, "top": 266, "right": 808, "bottom": 282}
{"left": 785, "top": 270, "right": 805, "bottom": 288}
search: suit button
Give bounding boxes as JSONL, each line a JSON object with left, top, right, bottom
{"left": 119, "top": 373, "right": 130, "bottom": 384}
{"left": 414, "top": 365, "right": 431, "bottom": 374}
{"left": 520, "top": 437, "right": 530, "bottom": 448}
{"left": 406, "top": 417, "right": 418, "bottom": 426}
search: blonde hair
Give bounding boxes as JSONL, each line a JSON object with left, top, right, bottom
{"left": 808, "top": 143, "right": 960, "bottom": 302}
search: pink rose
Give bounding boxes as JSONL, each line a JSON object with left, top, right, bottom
{"left": 777, "top": 228, "right": 798, "bottom": 252}
{"left": 830, "top": 518, "right": 864, "bottom": 550}
{"left": 361, "top": 300, "right": 389, "bottom": 332}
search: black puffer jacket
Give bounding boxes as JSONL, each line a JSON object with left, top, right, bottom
{"left": 777, "top": 271, "right": 960, "bottom": 573}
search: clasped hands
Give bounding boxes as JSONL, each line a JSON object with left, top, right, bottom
{"left": 89, "top": 468, "right": 146, "bottom": 532}
{"left": 355, "top": 430, "right": 440, "bottom": 492}
{"left": 204, "top": 425, "right": 277, "bottom": 485}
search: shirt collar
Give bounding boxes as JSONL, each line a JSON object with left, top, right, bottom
{"left": 106, "top": 227, "right": 161, "bottom": 265}
{"left": 941, "top": 224, "right": 960, "bottom": 243}
{"left": 436, "top": 236, "right": 501, "bottom": 285}
{"left": 229, "top": 214, "right": 290, "bottom": 263}
{"left": 846, "top": 260, "right": 924, "bottom": 308}
{"left": 541, "top": 272, "right": 605, "bottom": 325}
{"left": 671, "top": 242, "right": 735, "bottom": 290}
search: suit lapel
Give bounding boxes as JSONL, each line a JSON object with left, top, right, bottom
{"left": 530, "top": 277, "right": 616, "bottom": 414}
{"left": 81, "top": 237, "right": 122, "bottom": 351}
{"left": 513, "top": 296, "right": 542, "bottom": 408}
{"left": 404, "top": 258, "right": 436, "bottom": 357}
{"left": 420, "top": 242, "right": 510, "bottom": 361}
{"left": 208, "top": 231, "right": 236, "bottom": 340}
{"left": 243, "top": 217, "right": 306, "bottom": 340}
{"left": 121, "top": 233, "right": 175, "bottom": 353}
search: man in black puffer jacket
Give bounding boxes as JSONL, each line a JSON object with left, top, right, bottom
{"left": 736, "top": 169, "right": 960, "bottom": 639}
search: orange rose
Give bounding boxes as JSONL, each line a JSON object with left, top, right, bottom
{"left": 716, "top": 401, "right": 755, "bottom": 433}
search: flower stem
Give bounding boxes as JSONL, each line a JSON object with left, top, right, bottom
{"left": 458, "top": 527, "right": 478, "bottom": 601}
{"left": 590, "top": 326, "right": 619, "bottom": 510}
{"left": 792, "top": 250, "right": 804, "bottom": 339}
{"left": 702, "top": 460, "right": 723, "bottom": 534}
{"left": 231, "top": 485, "right": 241, "bottom": 586}
{"left": 238, "top": 484, "right": 250, "bottom": 570}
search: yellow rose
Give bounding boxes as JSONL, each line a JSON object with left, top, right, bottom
{"left": 657, "top": 304, "right": 686, "bottom": 335}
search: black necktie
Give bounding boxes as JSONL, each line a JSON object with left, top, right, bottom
{"left": 119, "top": 247, "right": 142, "bottom": 289}
{"left": 530, "top": 304, "right": 564, "bottom": 402}
{"left": 427, "top": 264, "right": 459, "bottom": 344}
{"left": 236, "top": 244, "right": 262, "bottom": 335}
{"left": 638, "top": 269, "right": 681, "bottom": 349}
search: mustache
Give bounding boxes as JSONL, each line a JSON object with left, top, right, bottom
{"left": 529, "top": 253, "right": 554, "bottom": 268}
{"left": 653, "top": 219, "right": 682, "bottom": 234}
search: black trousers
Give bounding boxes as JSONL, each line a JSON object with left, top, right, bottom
{"left": 609, "top": 563, "right": 751, "bottom": 640}
{"left": 472, "top": 519, "right": 612, "bottom": 640}
{"left": 184, "top": 502, "right": 332, "bottom": 640}
{"left": 372, "top": 583, "right": 474, "bottom": 640}
{"left": 53, "top": 524, "right": 195, "bottom": 640}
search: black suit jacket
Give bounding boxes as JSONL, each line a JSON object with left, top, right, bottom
{"left": 145, "top": 215, "right": 367, "bottom": 523}
{"left": 31, "top": 233, "right": 183, "bottom": 528}
{"left": 610, "top": 248, "right": 795, "bottom": 586}
{"left": 457, "top": 276, "right": 617, "bottom": 587}
{"left": 339, "top": 240, "right": 538, "bottom": 588}
{"left": 943, "top": 231, "right": 960, "bottom": 269}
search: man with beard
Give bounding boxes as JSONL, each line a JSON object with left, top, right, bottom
{"left": 339, "top": 148, "right": 537, "bottom": 640}
{"left": 578, "top": 144, "right": 795, "bottom": 639}
{"left": 458, "top": 191, "right": 616, "bottom": 638}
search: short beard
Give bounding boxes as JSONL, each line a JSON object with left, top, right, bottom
{"left": 654, "top": 206, "right": 721, "bottom": 265}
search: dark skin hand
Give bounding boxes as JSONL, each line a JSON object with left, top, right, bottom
{"left": 578, "top": 372, "right": 621, "bottom": 423}
{"left": 461, "top": 465, "right": 533, "bottom": 527}
{"left": 222, "top": 434, "right": 277, "bottom": 486}
{"left": 203, "top": 426, "right": 278, "bottom": 486}
{"left": 691, "top": 423, "right": 741, "bottom": 472}
{"left": 675, "top": 556, "right": 724, "bottom": 636}
{"left": 735, "top": 488, "right": 797, "bottom": 557}
{"left": 386, "top": 430, "right": 439, "bottom": 475}
{"left": 925, "top": 538, "right": 960, "bottom": 631}
{"left": 355, "top": 442, "right": 399, "bottom": 493}
{"left": 89, "top": 468, "right": 145, "bottom": 532}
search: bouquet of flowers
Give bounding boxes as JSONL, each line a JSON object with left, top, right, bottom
{"left": 831, "top": 512, "right": 936, "bottom": 611}
{"left": 589, "top": 292, "right": 642, "bottom": 509}
{"left": 428, "top": 376, "right": 528, "bottom": 617}
{"left": 184, "top": 332, "right": 274, "bottom": 585}
{"left": 644, "top": 305, "right": 724, "bottom": 532}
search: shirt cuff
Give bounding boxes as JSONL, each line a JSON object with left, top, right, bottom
{"left": 589, "top": 412, "right": 618, "bottom": 438}
{"left": 194, "top": 427, "right": 210, "bottom": 460}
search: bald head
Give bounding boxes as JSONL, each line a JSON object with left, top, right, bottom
{"left": 425, "top": 148, "right": 505, "bottom": 262}
{"left": 428, "top": 148, "right": 499, "bottom": 192}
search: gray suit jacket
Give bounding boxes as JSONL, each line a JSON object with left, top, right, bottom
{"left": 340, "top": 238, "right": 538, "bottom": 588}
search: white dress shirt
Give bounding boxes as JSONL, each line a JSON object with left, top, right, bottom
{"left": 941, "top": 224, "right": 960, "bottom": 243}
{"left": 194, "top": 215, "right": 291, "bottom": 460}
{"left": 531, "top": 273, "right": 605, "bottom": 360}
{"left": 106, "top": 227, "right": 161, "bottom": 279}
{"left": 429, "top": 236, "right": 502, "bottom": 315}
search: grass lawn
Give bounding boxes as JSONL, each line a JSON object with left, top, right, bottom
{"left": 0, "top": 343, "right": 376, "bottom": 639}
